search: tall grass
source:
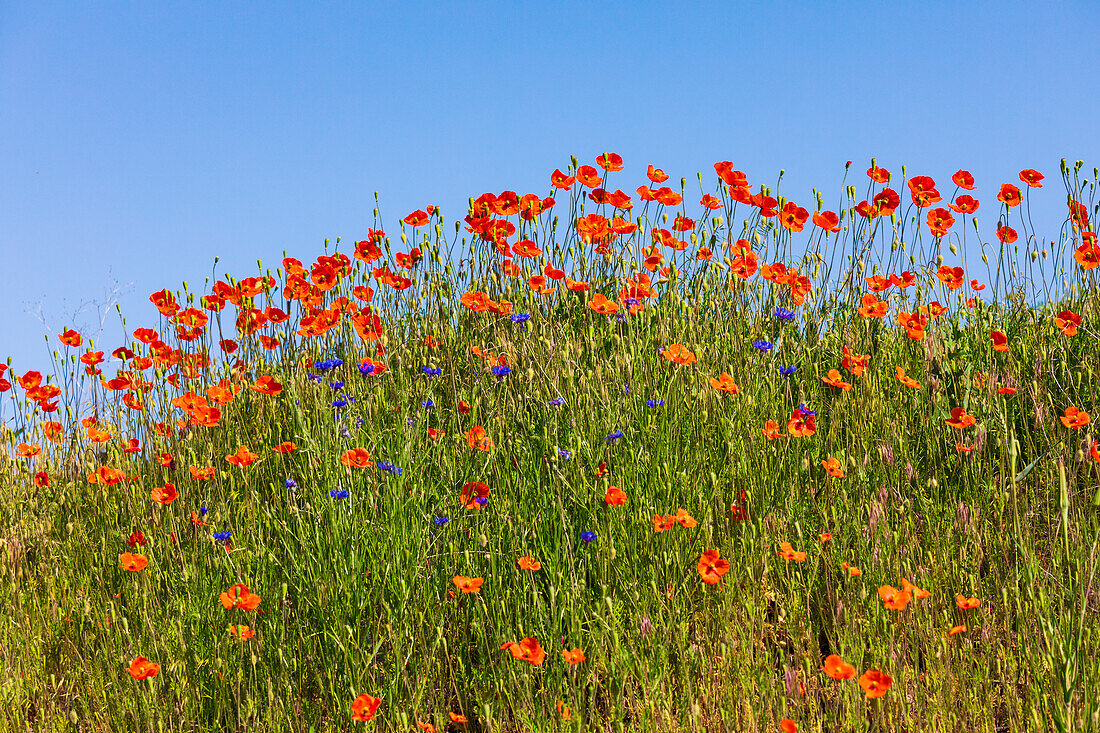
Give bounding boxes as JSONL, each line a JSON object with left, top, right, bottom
{"left": 1, "top": 156, "right": 1098, "bottom": 732}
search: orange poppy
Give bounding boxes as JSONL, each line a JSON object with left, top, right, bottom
{"left": 416, "top": 720, "right": 436, "bottom": 732}
{"left": 997, "top": 183, "right": 1022, "bottom": 207}
{"left": 822, "top": 457, "right": 845, "bottom": 478}
{"left": 556, "top": 700, "right": 570, "bottom": 721}
{"left": 709, "top": 372, "right": 740, "bottom": 394}
{"left": 1060, "top": 406, "right": 1090, "bottom": 429}
{"left": 787, "top": 407, "right": 816, "bottom": 438}
{"left": 427, "top": 428, "right": 445, "bottom": 440}
{"left": 228, "top": 624, "right": 255, "bottom": 640}
{"left": 819, "top": 533, "right": 832, "bottom": 543}
{"left": 501, "top": 637, "right": 545, "bottom": 665}
{"left": 604, "top": 486, "right": 627, "bottom": 505}
{"left": 561, "top": 648, "right": 586, "bottom": 664}
{"left": 822, "top": 653, "right": 856, "bottom": 680}
{"left": 351, "top": 693, "right": 382, "bottom": 722}
{"left": 150, "top": 483, "right": 178, "bottom": 505}
{"left": 894, "top": 366, "right": 921, "bottom": 389}
{"left": 59, "top": 329, "right": 82, "bottom": 347}
{"left": 937, "top": 265, "right": 965, "bottom": 290}
{"left": 927, "top": 208, "right": 955, "bottom": 237}
{"left": 465, "top": 426, "right": 494, "bottom": 452}
{"left": 698, "top": 549, "right": 730, "bottom": 584}
{"left": 588, "top": 293, "right": 619, "bottom": 315}
{"left": 249, "top": 375, "right": 283, "bottom": 396}
{"left": 1091, "top": 440, "right": 1100, "bottom": 464}
{"left": 956, "top": 442, "right": 975, "bottom": 453}
{"left": 448, "top": 712, "right": 467, "bottom": 724}
{"left": 878, "top": 585, "right": 911, "bottom": 610}
{"left": 842, "top": 346, "right": 870, "bottom": 377}
{"left": 595, "top": 152, "right": 623, "bottom": 172}
{"left": 990, "top": 331, "right": 1009, "bottom": 352}
{"left": 120, "top": 552, "right": 148, "bottom": 571}
{"left": 220, "top": 583, "right": 261, "bottom": 611}
{"left": 341, "top": 448, "right": 373, "bottom": 468}
{"left": 652, "top": 515, "right": 677, "bottom": 533}
{"left": 955, "top": 594, "right": 981, "bottom": 610}
{"left": 948, "top": 624, "right": 967, "bottom": 636}
{"left": 777, "top": 542, "right": 807, "bottom": 562}
{"left": 949, "top": 195, "right": 980, "bottom": 214}
{"left": 822, "top": 369, "right": 852, "bottom": 391}
{"left": 812, "top": 210, "right": 842, "bottom": 233}
{"left": 952, "top": 170, "right": 976, "bottom": 189}
{"left": 901, "top": 578, "right": 932, "bottom": 599}
{"left": 661, "top": 343, "right": 697, "bottom": 366}
{"left": 841, "top": 563, "right": 861, "bottom": 577}
{"left": 780, "top": 719, "right": 798, "bottom": 733}
{"left": 1053, "top": 310, "right": 1081, "bottom": 337}
{"left": 897, "top": 311, "right": 926, "bottom": 340}
{"left": 867, "top": 165, "right": 890, "bottom": 183}
{"left": 225, "top": 445, "right": 258, "bottom": 467}
{"left": 762, "top": 420, "right": 783, "bottom": 440}
{"left": 858, "top": 669, "right": 892, "bottom": 698}
{"left": 452, "top": 576, "right": 484, "bottom": 594}
{"left": 459, "top": 481, "right": 490, "bottom": 509}
{"left": 16, "top": 443, "right": 41, "bottom": 458}
{"left": 127, "top": 657, "right": 160, "bottom": 680}
{"left": 272, "top": 442, "right": 298, "bottom": 453}
{"left": 517, "top": 556, "right": 541, "bottom": 571}
{"left": 945, "top": 407, "right": 976, "bottom": 429}
{"left": 674, "top": 508, "right": 697, "bottom": 528}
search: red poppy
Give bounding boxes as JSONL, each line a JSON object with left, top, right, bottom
{"left": 812, "top": 210, "right": 842, "bottom": 233}
{"left": 465, "top": 426, "right": 494, "bottom": 452}
{"left": 948, "top": 624, "right": 967, "bottom": 636}
{"left": 561, "top": 648, "right": 586, "bottom": 664}
{"left": 780, "top": 720, "right": 798, "bottom": 733}
{"left": 842, "top": 346, "right": 870, "bottom": 376}
{"left": 822, "top": 369, "right": 852, "bottom": 391}
{"left": 459, "top": 481, "right": 490, "bottom": 509}
{"left": 517, "top": 556, "right": 541, "bottom": 571}
{"left": 997, "top": 183, "right": 1022, "bottom": 207}
{"left": 341, "top": 448, "right": 373, "bottom": 469}
{"left": 1060, "top": 406, "right": 1090, "bottom": 429}
{"left": 709, "top": 372, "right": 740, "bottom": 394}
{"left": 501, "top": 637, "right": 545, "bottom": 665}
{"left": 250, "top": 375, "right": 283, "bottom": 396}
{"left": 926, "top": 208, "right": 955, "bottom": 237}
{"left": 220, "top": 583, "right": 261, "bottom": 611}
{"left": 403, "top": 209, "right": 430, "bottom": 227}
{"left": 697, "top": 549, "right": 730, "bottom": 584}
{"left": 777, "top": 541, "right": 807, "bottom": 562}
{"left": 997, "top": 225, "right": 1018, "bottom": 244}
{"left": 822, "top": 654, "right": 856, "bottom": 680}
{"left": 878, "top": 585, "right": 911, "bottom": 610}
{"left": 225, "top": 445, "right": 258, "bottom": 467}
{"left": 894, "top": 366, "right": 921, "bottom": 389}
{"left": 452, "top": 576, "right": 484, "bottom": 593}
{"left": 576, "top": 165, "right": 602, "bottom": 188}
{"left": 990, "top": 331, "right": 1009, "bottom": 352}
{"left": 661, "top": 343, "right": 697, "bottom": 366}
{"left": 952, "top": 170, "right": 976, "bottom": 189}
{"left": 937, "top": 265, "right": 965, "bottom": 290}
{"left": 272, "top": 442, "right": 298, "bottom": 453}
{"left": 907, "top": 176, "right": 941, "bottom": 207}
{"left": 1054, "top": 310, "right": 1081, "bottom": 336}
{"left": 1019, "top": 169, "right": 1044, "bottom": 187}
{"left": 351, "top": 693, "right": 382, "bottom": 722}
{"left": 822, "top": 457, "right": 846, "bottom": 478}
{"left": 127, "top": 657, "right": 160, "bottom": 680}
{"left": 955, "top": 594, "right": 981, "bottom": 610}
{"left": 150, "top": 483, "right": 178, "bottom": 505}
{"left": 604, "top": 486, "right": 627, "bottom": 506}
{"left": 595, "top": 152, "right": 623, "bottom": 172}
{"left": 787, "top": 407, "right": 816, "bottom": 437}
{"left": 120, "top": 552, "right": 148, "bottom": 571}
{"left": 859, "top": 670, "right": 892, "bottom": 698}
{"left": 945, "top": 407, "right": 976, "bottom": 429}
{"left": 867, "top": 165, "right": 890, "bottom": 183}
{"left": 59, "top": 329, "right": 82, "bottom": 347}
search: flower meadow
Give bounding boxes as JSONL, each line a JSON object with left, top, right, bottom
{"left": 1, "top": 155, "right": 1099, "bottom": 732}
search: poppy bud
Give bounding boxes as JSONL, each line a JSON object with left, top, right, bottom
{"left": 949, "top": 243, "right": 958, "bottom": 255}
{"left": 982, "top": 252, "right": 989, "bottom": 264}
{"left": 1030, "top": 250, "right": 1038, "bottom": 262}
{"left": 479, "top": 533, "right": 488, "bottom": 547}
{"left": 936, "top": 254, "right": 943, "bottom": 265}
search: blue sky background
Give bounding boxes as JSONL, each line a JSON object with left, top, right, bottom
{"left": 2, "top": 1, "right": 1099, "bottom": 374}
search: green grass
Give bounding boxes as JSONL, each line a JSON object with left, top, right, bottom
{"left": 1, "top": 157, "right": 1099, "bottom": 732}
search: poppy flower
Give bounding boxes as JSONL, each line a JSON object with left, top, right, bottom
{"left": 674, "top": 508, "right": 697, "bottom": 528}
{"left": 652, "top": 515, "right": 677, "bottom": 533}
{"left": 517, "top": 556, "right": 541, "bottom": 571}
{"left": 956, "top": 442, "right": 975, "bottom": 453}
{"left": 822, "top": 653, "right": 856, "bottom": 680}
{"left": 501, "top": 637, "right": 545, "bottom": 665}
{"left": 1092, "top": 440, "right": 1100, "bottom": 464}
{"left": 812, "top": 210, "right": 842, "bottom": 233}
{"left": 225, "top": 445, "right": 258, "bottom": 467}
{"left": 776, "top": 542, "right": 807, "bottom": 562}
{"left": 351, "top": 693, "right": 382, "bottom": 722}
{"left": 150, "top": 483, "right": 178, "bottom": 505}
{"left": 867, "top": 165, "right": 890, "bottom": 183}
{"left": 787, "top": 407, "right": 816, "bottom": 438}
{"left": 948, "top": 624, "right": 967, "bottom": 636}
{"left": 127, "top": 657, "right": 160, "bottom": 680}
{"left": 955, "top": 594, "right": 981, "bottom": 610}
{"left": 780, "top": 720, "right": 798, "bottom": 733}
{"left": 822, "top": 457, "right": 846, "bottom": 478}
{"left": 452, "top": 576, "right": 484, "bottom": 593}
{"left": 417, "top": 720, "right": 436, "bottom": 732}
{"left": 841, "top": 563, "right": 861, "bottom": 577}
{"left": 822, "top": 369, "right": 852, "bottom": 391}
{"left": 698, "top": 549, "right": 731, "bottom": 584}
{"left": 1060, "top": 406, "right": 1090, "bottom": 429}
{"left": 228, "top": 624, "right": 255, "bottom": 640}
{"left": 952, "top": 170, "right": 976, "bottom": 190}
{"left": 819, "top": 533, "right": 832, "bottom": 543}
{"left": 997, "top": 225, "right": 1018, "bottom": 244}
{"left": 58, "top": 329, "right": 82, "bottom": 347}
{"left": 33, "top": 471, "right": 49, "bottom": 488}
{"left": 661, "top": 343, "right": 697, "bottom": 366}
{"left": 762, "top": 420, "right": 783, "bottom": 440}
{"left": 878, "top": 585, "right": 912, "bottom": 610}
{"left": 927, "top": 208, "right": 955, "bottom": 237}
{"left": 188, "top": 464, "right": 216, "bottom": 481}
{"left": 945, "top": 407, "right": 976, "bottom": 429}
{"left": 604, "top": 486, "right": 627, "bottom": 505}
{"left": 997, "top": 183, "right": 1022, "bottom": 207}
{"left": 998, "top": 387, "right": 1017, "bottom": 395}
{"left": 894, "top": 366, "right": 921, "bottom": 390}
{"left": 561, "top": 648, "right": 586, "bottom": 664}
{"left": 120, "top": 552, "right": 148, "bottom": 571}
{"left": 341, "top": 448, "right": 373, "bottom": 468}
{"left": 595, "top": 152, "right": 623, "bottom": 172}
{"left": 907, "top": 176, "right": 941, "bottom": 207}
{"left": 459, "top": 481, "right": 490, "bottom": 509}
{"left": 272, "top": 442, "right": 298, "bottom": 453}
{"left": 990, "top": 331, "right": 1009, "bottom": 352}
{"left": 250, "top": 375, "right": 283, "bottom": 396}
{"left": 448, "top": 712, "right": 467, "bottom": 724}
{"left": 588, "top": 293, "right": 619, "bottom": 315}
{"left": 465, "top": 426, "right": 494, "bottom": 452}
{"left": 949, "top": 195, "right": 980, "bottom": 214}
{"left": 901, "top": 578, "right": 932, "bottom": 599}
{"left": 1053, "top": 310, "right": 1081, "bottom": 337}
{"left": 937, "top": 265, "right": 965, "bottom": 290}
{"left": 1075, "top": 241, "right": 1100, "bottom": 270}
{"left": 896, "top": 311, "right": 926, "bottom": 340}
{"left": 858, "top": 669, "right": 892, "bottom": 698}
{"left": 220, "top": 583, "right": 261, "bottom": 611}
{"left": 842, "top": 346, "right": 870, "bottom": 377}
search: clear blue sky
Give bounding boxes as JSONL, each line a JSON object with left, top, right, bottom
{"left": 3, "top": 1, "right": 1099, "bottom": 373}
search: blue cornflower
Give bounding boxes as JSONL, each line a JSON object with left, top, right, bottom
{"left": 624, "top": 298, "right": 640, "bottom": 309}
{"left": 213, "top": 531, "right": 232, "bottom": 541}
{"left": 358, "top": 362, "right": 376, "bottom": 376}
{"left": 329, "top": 489, "right": 349, "bottom": 500}
{"left": 511, "top": 313, "right": 531, "bottom": 324}
{"left": 580, "top": 531, "right": 597, "bottom": 543}
{"left": 623, "top": 385, "right": 631, "bottom": 395}
{"left": 422, "top": 366, "right": 442, "bottom": 378}
{"left": 491, "top": 365, "right": 512, "bottom": 378}
{"left": 285, "top": 478, "right": 297, "bottom": 490}
{"left": 558, "top": 448, "right": 572, "bottom": 460}
{"left": 646, "top": 399, "right": 665, "bottom": 409}
{"left": 329, "top": 381, "right": 345, "bottom": 390}
{"left": 331, "top": 399, "right": 348, "bottom": 409}
{"left": 199, "top": 507, "right": 209, "bottom": 517}
{"left": 778, "top": 365, "right": 797, "bottom": 377}
{"left": 308, "top": 374, "right": 323, "bottom": 384}
{"left": 606, "top": 430, "right": 624, "bottom": 443}
{"left": 548, "top": 398, "right": 566, "bottom": 407}
{"left": 798, "top": 403, "right": 816, "bottom": 416}
{"left": 421, "top": 399, "right": 435, "bottom": 408}
{"left": 433, "top": 517, "right": 450, "bottom": 526}
{"left": 752, "top": 340, "right": 774, "bottom": 353}
{"left": 774, "top": 307, "right": 796, "bottom": 322}
{"left": 314, "top": 358, "right": 344, "bottom": 371}
{"left": 377, "top": 461, "right": 402, "bottom": 476}
{"left": 475, "top": 496, "right": 489, "bottom": 506}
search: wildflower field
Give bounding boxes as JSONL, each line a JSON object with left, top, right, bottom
{"left": 2, "top": 155, "right": 1099, "bottom": 732}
